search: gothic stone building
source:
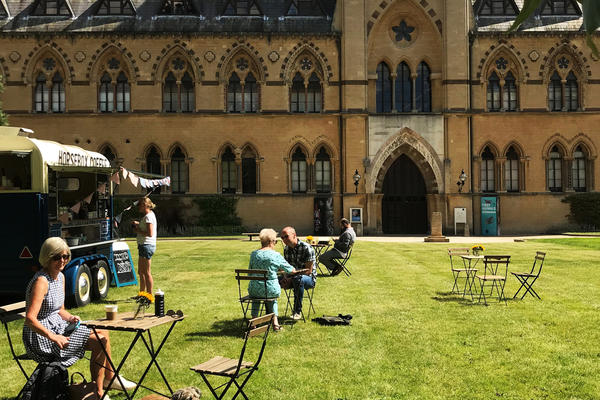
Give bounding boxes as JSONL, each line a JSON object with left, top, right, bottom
{"left": 0, "top": 0, "right": 598, "bottom": 235}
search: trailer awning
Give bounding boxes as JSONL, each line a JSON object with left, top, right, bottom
{"left": 30, "top": 138, "right": 113, "bottom": 173}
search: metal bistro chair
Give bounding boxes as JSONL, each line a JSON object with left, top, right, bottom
{"left": 476, "top": 255, "right": 511, "bottom": 305}
{"left": 282, "top": 280, "right": 316, "bottom": 322}
{"left": 512, "top": 251, "right": 546, "bottom": 300}
{"left": 337, "top": 244, "right": 354, "bottom": 277}
{"left": 447, "top": 248, "right": 471, "bottom": 294}
{"left": 235, "top": 269, "right": 277, "bottom": 329}
{"left": 190, "top": 313, "right": 274, "bottom": 400}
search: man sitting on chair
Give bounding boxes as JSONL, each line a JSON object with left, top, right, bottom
{"left": 280, "top": 226, "right": 316, "bottom": 321}
{"left": 320, "top": 218, "right": 356, "bottom": 276}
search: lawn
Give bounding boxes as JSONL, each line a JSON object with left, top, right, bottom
{"left": 1, "top": 238, "right": 600, "bottom": 399}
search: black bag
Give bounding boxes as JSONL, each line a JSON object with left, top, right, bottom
{"left": 312, "top": 314, "right": 353, "bottom": 326}
{"left": 18, "top": 361, "right": 69, "bottom": 400}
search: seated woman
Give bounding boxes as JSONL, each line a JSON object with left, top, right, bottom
{"left": 248, "top": 228, "right": 295, "bottom": 331}
{"left": 23, "top": 237, "right": 135, "bottom": 399}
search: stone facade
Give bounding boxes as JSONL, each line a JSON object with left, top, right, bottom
{"left": 0, "top": 0, "right": 598, "bottom": 234}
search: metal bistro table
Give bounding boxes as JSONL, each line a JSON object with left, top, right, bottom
{"left": 459, "top": 254, "right": 484, "bottom": 300}
{"left": 312, "top": 242, "right": 331, "bottom": 275}
{"left": 84, "top": 311, "right": 185, "bottom": 400}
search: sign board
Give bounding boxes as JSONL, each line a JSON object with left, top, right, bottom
{"left": 481, "top": 197, "right": 498, "bottom": 236}
{"left": 110, "top": 241, "right": 137, "bottom": 287}
{"left": 350, "top": 208, "right": 362, "bottom": 224}
{"left": 454, "top": 207, "right": 467, "bottom": 235}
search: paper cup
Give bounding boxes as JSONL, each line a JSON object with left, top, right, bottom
{"left": 105, "top": 304, "right": 118, "bottom": 320}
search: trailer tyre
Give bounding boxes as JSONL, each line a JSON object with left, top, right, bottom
{"left": 74, "top": 265, "right": 92, "bottom": 307}
{"left": 92, "top": 260, "right": 110, "bottom": 300}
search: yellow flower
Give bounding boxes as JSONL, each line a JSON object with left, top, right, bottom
{"left": 306, "top": 235, "right": 314, "bottom": 242}
{"left": 471, "top": 244, "right": 485, "bottom": 252}
{"left": 137, "top": 291, "right": 154, "bottom": 304}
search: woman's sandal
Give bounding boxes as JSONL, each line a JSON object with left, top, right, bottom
{"left": 273, "top": 324, "right": 283, "bottom": 332}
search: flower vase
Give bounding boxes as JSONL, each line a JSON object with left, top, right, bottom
{"left": 473, "top": 250, "right": 481, "bottom": 256}
{"left": 133, "top": 304, "right": 146, "bottom": 319}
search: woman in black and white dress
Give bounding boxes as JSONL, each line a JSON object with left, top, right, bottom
{"left": 23, "top": 237, "right": 135, "bottom": 399}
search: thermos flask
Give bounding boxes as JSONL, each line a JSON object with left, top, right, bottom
{"left": 155, "top": 289, "right": 164, "bottom": 317}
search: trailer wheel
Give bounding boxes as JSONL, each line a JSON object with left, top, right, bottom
{"left": 74, "top": 265, "right": 92, "bottom": 307}
{"left": 92, "top": 260, "right": 110, "bottom": 300}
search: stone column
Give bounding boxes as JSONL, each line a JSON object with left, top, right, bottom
{"left": 425, "top": 211, "right": 449, "bottom": 242}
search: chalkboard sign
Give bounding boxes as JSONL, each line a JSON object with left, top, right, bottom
{"left": 110, "top": 241, "right": 137, "bottom": 287}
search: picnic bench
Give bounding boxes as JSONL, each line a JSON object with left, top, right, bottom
{"left": 242, "top": 232, "right": 260, "bottom": 241}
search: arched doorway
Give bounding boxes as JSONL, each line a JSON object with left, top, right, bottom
{"left": 382, "top": 154, "right": 427, "bottom": 233}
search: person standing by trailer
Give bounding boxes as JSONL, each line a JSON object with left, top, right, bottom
{"left": 132, "top": 197, "right": 157, "bottom": 295}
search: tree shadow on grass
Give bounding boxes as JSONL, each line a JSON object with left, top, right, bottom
{"left": 185, "top": 318, "right": 244, "bottom": 339}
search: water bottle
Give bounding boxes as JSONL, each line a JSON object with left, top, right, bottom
{"left": 154, "top": 289, "right": 164, "bottom": 317}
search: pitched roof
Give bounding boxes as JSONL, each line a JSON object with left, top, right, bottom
{"left": 0, "top": 0, "right": 337, "bottom": 34}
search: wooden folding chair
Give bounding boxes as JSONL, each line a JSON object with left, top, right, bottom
{"left": 1, "top": 302, "right": 34, "bottom": 381}
{"left": 235, "top": 269, "right": 277, "bottom": 329}
{"left": 512, "top": 251, "right": 546, "bottom": 300}
{"left": 447, "top": 248, "right": 471, "bottom": 294}
{"left": 190, "top": 313, "right": 274, "bottom": 400}
{"left": 476, "top": 255, "right": 511, "bottom": 305}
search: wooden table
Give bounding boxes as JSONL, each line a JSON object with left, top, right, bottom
{"left": 242, "top": 232, "right": 260, "bottom": 241}
{"left": 84, "top": 311, "right": 184, "bottom": 400}
{"left": 460, "top": 255, "right": 484, "bottom": 299}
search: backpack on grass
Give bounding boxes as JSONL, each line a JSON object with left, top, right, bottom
{"left": 18, "top": 361, "right": 69, "bottom": 400}
{"left": 312, "top": 314, "right": 353, "bottom": 326}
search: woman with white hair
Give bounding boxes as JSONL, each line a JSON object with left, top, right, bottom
{"left": 23, "top": 237, "right": 134, "bottom": 399}
{"left": 248, "top": 228, "right": 296, "bottom": 331}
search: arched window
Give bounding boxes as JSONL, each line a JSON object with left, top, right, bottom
{"left": 503, "top": 71, "right": 517, "bottom": 111}
{"left": 307, "top": 72, "right": 322, "bottom": 113}
{"left": 572, "top": 145, "right": 586, "bottom": 192}
{"left": 548, "top": 71, "right": 563, "bottom": 111}
{"left": 505, "top": 146, "right": 519, "bottom": 192}
{"left": 146, "top": 146, "right": 162, "bottom": 194}
{"left": 415, "top": 62, "right": 431, "bottom": 112}
{"left": 221, "top": 147, "right": 237, "bottom": 194}
{"left": 116, "top": 71, "right": 130, "bottom": 112}
{"left": 99, "top": 73, "right": 113, "bottom": 112}
{"left": 163, "top": 72, "right": 178, "bottom": 112}
{"left": 480, "top": 146, "right": 495, "bottom": 192}
{"left": 565, "top": 71, "right": 578, "bottom": 111}
{"left": 51, "top": 72, "right": 65, "bottom": 113}
{"left": 244, "top": 73, "right": 258, "bottom": 113}
{"left": 100, "top": 145, "right": 117, "bottom": 167}
{"left": 97, "top": 57, "right": 130, "bottom": 113}
{"left": 162, "top": 57, "right": 195, "bottom": 113}
{"left": 291, "top": 147, "right": 307, "bottom": 193}
{"left": 35, "top": 73, "right": 49, "bottom": 113}
{"left": 487, "top": 71, "right": 501, "bottom": 111}
{"left": 547, "top": 146, "right": 563, "bottom": 192}
{"left": 376, "top": 62, "right": 392, "bottom": 113}
{"left": 395, "top": 62, "right": 412, "bottom": 112}
{"left": 291, "top": 72, "right": 305, "bottom": 113}
{"left": 315, "top": 147, "right": 331, "bottom": 193}
{"left": 170, "top": 146, "right": 188, "bottom": 194}
{"left": 241, "top": 148, "right": 257, "bottom": 194}
{"left": 227, "top": 72, "right": 242, "bottom": 112}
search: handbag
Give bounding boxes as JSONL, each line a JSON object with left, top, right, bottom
{"left": 68, "top": 372, "right": 99, "bottom": 400}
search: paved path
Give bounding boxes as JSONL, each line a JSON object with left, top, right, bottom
{"left": 354, "top": 234, "right": 596, "bottom": 243}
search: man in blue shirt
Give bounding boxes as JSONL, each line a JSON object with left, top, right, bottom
{"left": 280, "top": 226, "right": 316, "bottom": 320}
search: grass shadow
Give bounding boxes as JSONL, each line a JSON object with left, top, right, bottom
{"left": 185, "top": 318, "right": 243, "bottom": 339}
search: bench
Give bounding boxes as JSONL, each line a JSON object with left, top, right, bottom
{"left": 242, "top": 232, "right": 260, "bottom": 241}
{"left": 0, "top": 301, "right": 33, "bottom": 380}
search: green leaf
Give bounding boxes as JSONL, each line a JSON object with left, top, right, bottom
{"left": 508, "top": 0, "right": 542, "bottom": 32}
{"left": 582, "top": 0, "right": 600, "bottom": 57}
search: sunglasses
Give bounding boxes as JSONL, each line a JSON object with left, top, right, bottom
{"left": 52, "top": 254, "right": 70, "bottom": 262}
{"left": 166, "top": 309, "right": 183, "bottom": 318}
{"left": 281, "top": 235, "right": 289, "bottom": 240}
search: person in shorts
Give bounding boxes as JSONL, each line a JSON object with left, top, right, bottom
{"left": 132, "top": 197, "right": 157, "bottom": 295}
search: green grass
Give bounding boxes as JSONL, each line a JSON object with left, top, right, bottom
{"left": 2, "top": 238, "right": 600, "bottom": 399}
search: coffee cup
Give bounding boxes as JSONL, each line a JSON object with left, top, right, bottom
{"left": 105, "top": 304, "right": 118, "bottom": 320}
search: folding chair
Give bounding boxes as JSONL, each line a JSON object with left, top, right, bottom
{"left": 447, "top": 248, "right": 471, "bottom": 294}
{"left": 476, "top": 255, "right": 511, "bottom": 305}
{"left": 190, "top": 313, "right": 274, "bottom": 400}
{"left": 338, "top": 245, "right": 354, "bottom": 276}
{"left": 282, "top": 282, "right": 315, "bottom": 322}
{"left": 235, "top": 269, "right": 277, "bottom": 329}
{"left": 512, "top": 251, "right": 546, "bottom": 300}
{"left": 0, "top": 302, "right": 34, "bottom": 381}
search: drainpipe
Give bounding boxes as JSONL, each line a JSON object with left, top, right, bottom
{"left": 336, "top": 36, "right": 344, "bottom": 219}
{"left": 468, "top": 32, "right": 475, "bottom": 234}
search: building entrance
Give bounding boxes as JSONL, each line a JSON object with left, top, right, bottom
{"left": 382, "top": 154, "right": 427, "bottom": 234}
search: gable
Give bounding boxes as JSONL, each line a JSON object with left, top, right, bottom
{"left": 95, "top": 0, "right": 135, "bottom": 15}
{"left": 540, "top": 0, "right": 581, "bottom": 16}
{"left": 31, "top": 0, "right": 73, "bottom": 16}
{"left": 474, "top": 0, "right": 519, "bottom": 17}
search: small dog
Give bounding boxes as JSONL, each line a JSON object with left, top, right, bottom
{"left": 171, "top": 387, "right": 202, "bottom": 400}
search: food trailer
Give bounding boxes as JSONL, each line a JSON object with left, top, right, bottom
{"left": 0, "top": 127, "right": 137, "bottom": 306}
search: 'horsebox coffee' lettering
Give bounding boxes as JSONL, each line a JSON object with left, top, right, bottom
{"left": 58, "top": 150, "right": 110, "bottom": 168}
